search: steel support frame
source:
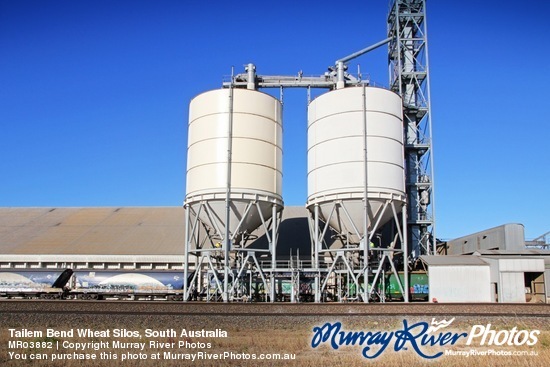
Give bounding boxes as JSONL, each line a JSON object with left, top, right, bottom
{"left": 309, "top": 198, "right": 407, "bottom": 303}
{"left": 388, "top": 0, "right": 436, "bottom": 258}
{"left": 183, "top": 201, "right": 281, "bottom": 302}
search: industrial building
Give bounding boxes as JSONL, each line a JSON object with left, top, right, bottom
{"left": 442, "top": 223, "right": 526, "bottom": 255}
{"left": 421, "top": 250, "right": 549, "bottom": 304}
{"left": 0, "top": 207, "right": 186, "bottom": 270}
{"left": 1, "top": 1, "right": 548, "bottom": 303}
{"left": 0, "top": 206, "right": 312, "bottom": 270}
{"left": 420, "top": 256, "right": 492, "bottom": 303}
{"left": 1, "top": 207, "right": 548, "bottom": 303}
{"left": 180, "top": 0, "right": 437, "bottom": 303}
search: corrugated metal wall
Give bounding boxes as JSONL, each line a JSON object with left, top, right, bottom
{"left": 429, "top": 265, "right": 491, "bottom": 302}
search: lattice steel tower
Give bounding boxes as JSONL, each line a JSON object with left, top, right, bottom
{"left": 388, "top": 0, "right": 436, "bottom": 258}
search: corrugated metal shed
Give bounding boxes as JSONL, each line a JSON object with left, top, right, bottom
{"left": 0, "top": 206, "right": 313, "bottom": 268}
{"left": 490, "top": 258, "right": 544, "bottom": 272}
{"left": 478, "top": 255, "right": 546, "bottom": 303}
{"left": 420, "top": 255, "right": 488, "bottom": 266}
{"left": 420, "top": 255, "right": 491, "bottom": 303}
{"left": 0, "top": 207, "right": 186, "bottom": 256}
{"left": 444, "top": 223, "right": 525, "bottom": 255}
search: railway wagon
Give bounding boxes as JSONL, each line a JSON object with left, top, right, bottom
{"left": 382, "top": 271, "right": 429, "bottom": 301}
{"left": 70, "top": 270, "right": 186, "bottom": 300}
{"left": 0, "top": 269, "right": 72, "bottom": 299}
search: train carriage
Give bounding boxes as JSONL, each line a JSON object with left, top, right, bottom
{"left": 0, "top": 269, "right": 72, "bottom": 299}
{"left": 70, "top": 270, "right": 186, "bottom": 301}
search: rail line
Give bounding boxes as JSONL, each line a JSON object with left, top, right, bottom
{"left": 1, "top": 300, "right": 549, "bottom": 318}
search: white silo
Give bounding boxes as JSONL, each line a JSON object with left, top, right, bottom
{"left": 307, "top": 85, "right": 408, "bottom": 303}
{"left": 307, "top": 85, "right": 406, "bottom": 248}
{"left": 185, "top": 88, "right": 283, "bottom": 237}
{"left": 184, "top": 87, "right": 283, "bottom": 302}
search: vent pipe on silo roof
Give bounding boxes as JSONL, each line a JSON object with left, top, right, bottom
{"left": 336, "top": 61, "right": 346, "bottom": 89}
{"left": 245, "top": 63, "right": 256, "bottom": 90}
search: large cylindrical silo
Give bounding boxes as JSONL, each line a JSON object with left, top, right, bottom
{"left": 307, "top": 86, "right": 405, "bottom": 244}
{"left": 185, "top": 88, "right": 283, "bottom": 240}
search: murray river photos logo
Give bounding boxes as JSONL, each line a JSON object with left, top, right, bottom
{"left": 311, "top": 318, "right": 540, "bottom": 359}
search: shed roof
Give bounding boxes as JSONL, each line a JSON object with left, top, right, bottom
{"left": 475, "top": 249, "right": 550, "bottom": 256}
{"left": 420, "top": 255, "right": 489, "bottom": 266}
{"left": 0, "top": 206, "right": 312, "bottom": 258}
{"left": 0, "top": 207, "right": 186, "bottom": 255}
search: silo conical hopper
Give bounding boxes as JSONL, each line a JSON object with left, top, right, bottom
{"left": 185, "top": 88, "right": 283, "bottom": 244}
{"left": 307, "top": 86, "right": 406, "bottom": 245}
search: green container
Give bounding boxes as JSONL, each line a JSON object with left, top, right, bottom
{"left": 381, "top": 272, "right": 428, "bottom": 301}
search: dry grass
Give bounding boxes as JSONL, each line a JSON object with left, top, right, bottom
{"left": 1, "top": 311, "right": 549, "bottom": 366}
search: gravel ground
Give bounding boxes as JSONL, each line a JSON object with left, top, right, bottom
{"left": 1, "top": 301, "right": 549, "bottom": 367}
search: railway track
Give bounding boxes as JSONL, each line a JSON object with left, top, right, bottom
{"left": 1, "top": 300, "right": 548, "bottom": 318}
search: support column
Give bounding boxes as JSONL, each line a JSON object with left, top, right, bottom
{"left": 183, "top": 205, "right": 190, "bottom": 302}
{"left": 314, "top": 204, "right": 321, "bottom": 302}
{"left": 223, "top": 78, "right": 235, "bottom": 303}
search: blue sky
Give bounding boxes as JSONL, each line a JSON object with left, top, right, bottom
{"left": 1, "top": 0, "right": 548, "bottom": 240}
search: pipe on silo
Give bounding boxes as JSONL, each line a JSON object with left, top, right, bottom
{"left": 223, "top": 78, "right": 234, "bottom": 303}
{"left": 361, "top": 83, "right": 369, "bottom": 303}
{"left": 336, "top": 61, "right": 345, "bottom": 89}
{"left": 246, "top": 63, "right": 256, "bottom": 90}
